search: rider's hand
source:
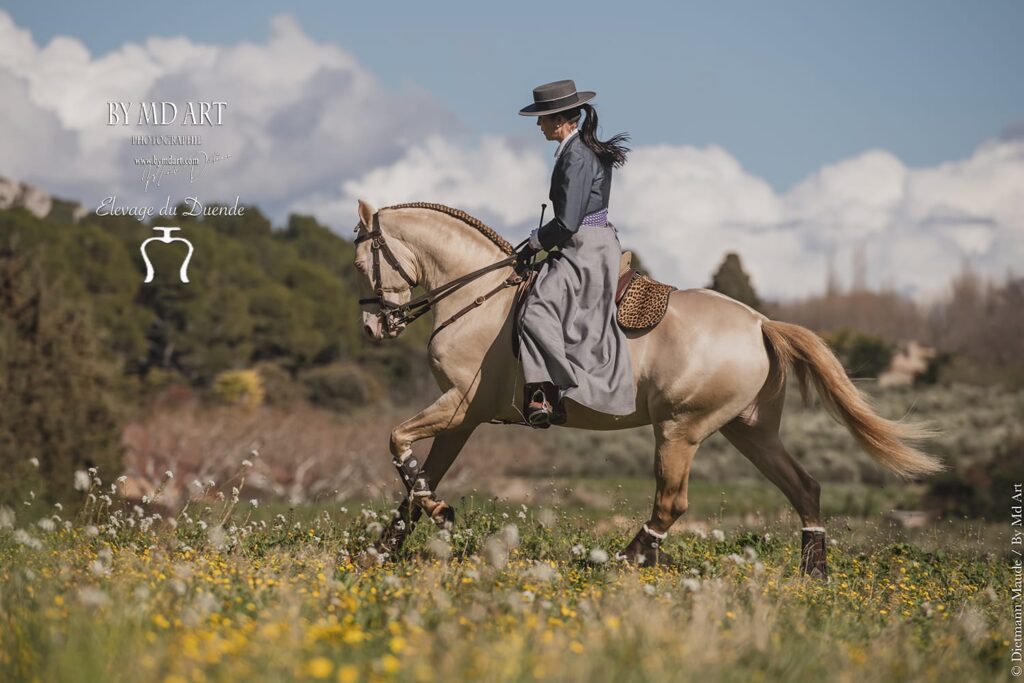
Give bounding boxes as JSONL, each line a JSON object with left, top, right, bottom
{"left": 516, "top": 243, "right": 539, "bottom": 265}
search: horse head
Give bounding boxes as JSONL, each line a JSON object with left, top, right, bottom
{"left": 352, "top": 199, "right": 420, "bottom": 340}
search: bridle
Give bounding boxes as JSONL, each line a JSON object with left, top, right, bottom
{"left": 355, "top": 212, "right": 531, "bottom": 340}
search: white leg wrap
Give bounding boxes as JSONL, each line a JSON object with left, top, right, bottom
{"left": 802, "top": 526, "right": 826, "bottom": 532}
{"left": 642, "top": 523, "right": 667, "bottom": 540}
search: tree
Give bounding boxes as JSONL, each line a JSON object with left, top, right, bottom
{"left": 0, "top": 233, "right": 123, "bottom": 506}
{"left": 709, "top": 252, "right": 762, "bottom": 310}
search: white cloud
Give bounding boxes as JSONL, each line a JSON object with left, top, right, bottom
{"left": 0, "top": 11, "right": 460, "bottom": 216}
{"left": 330, "top": 135, "right": 1023, "bottom": 300}
{"left": 295, "top": 134, "right": 550, "bottom": 229}
{"left": 0, "top": 9, "right": 1020, "bottom": 300}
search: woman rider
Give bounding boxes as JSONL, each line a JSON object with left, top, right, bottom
{"left": 516, "top": 80, "right": 637, "bottom": 428}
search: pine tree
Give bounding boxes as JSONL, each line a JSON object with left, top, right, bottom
{"left": 709, "top": 252, "right": 762, "bottom": 310}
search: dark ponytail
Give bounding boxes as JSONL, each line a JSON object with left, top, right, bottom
{"left": 562, "top": 103, "right": 630, "bottom": 168}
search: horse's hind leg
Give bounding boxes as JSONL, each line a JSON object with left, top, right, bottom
{"left": 621, "top": 419, "right": 699, "bottom": 567}
{"left": 720, "top": 394, "right": 828, "bottom": 580}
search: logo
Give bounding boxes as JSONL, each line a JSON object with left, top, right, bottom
{"left": 140, "top": 227, "right": 194, "bottom": 283}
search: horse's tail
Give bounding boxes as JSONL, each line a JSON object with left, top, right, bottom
{"left": 760, "top": 319, "right": 944, "bottom": 479}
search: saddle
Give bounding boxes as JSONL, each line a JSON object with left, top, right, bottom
{"left": 614, "top": 250, "right": 677, "bottom": 331}
{"left": 512, "top": 250, "right": 676, "bottom": 358}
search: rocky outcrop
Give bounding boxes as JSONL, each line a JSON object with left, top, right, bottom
{"left": 0, "top": 175, "right": 85, "bottom": 222}
{"left": 879, "top": 340, "right": 937, "bottom": 388}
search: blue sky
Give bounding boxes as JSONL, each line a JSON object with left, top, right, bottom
{"left": 2, "top": 3, "right": 1021, "bottom": 298}
{"left": 5, "top": 0, "right": 1023, "bottom": 190}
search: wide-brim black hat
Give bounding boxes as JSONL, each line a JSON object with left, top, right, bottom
{"left": 518, "top": 79, "right": 596, "bottom": 116}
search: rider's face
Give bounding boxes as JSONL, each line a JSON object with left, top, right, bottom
{"left": 537, "top": 113, "right": 563, "bottom": 140}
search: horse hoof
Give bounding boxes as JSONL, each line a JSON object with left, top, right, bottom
{"left": 431, "top": 502, "right": 456, "bottom": 527}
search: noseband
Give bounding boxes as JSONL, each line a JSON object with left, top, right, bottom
{"left": 355, "top": 212, "right": 531, "bottom": 339}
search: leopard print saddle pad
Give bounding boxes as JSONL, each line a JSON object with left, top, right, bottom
{"left": 615, "top": 251, "right": 677, "bottom": 331}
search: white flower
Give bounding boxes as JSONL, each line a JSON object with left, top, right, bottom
{"left": 588, "top": 548, "right": 609, "bottom": 565}
{"left": 28, "top": 457, "right": 39, "bottom": 468}
{"left": 711, "top": 529, "right": 725, "bottom": 542}
{"left": 241, "top": 460, "right": 253, "bottom": 468}
{"left": 37, "top": 518, "right": 55, "bottom": 532}
{"left": 570, "top": 544, "right": 585, "bottom": 558}
{"left": 643, "top": 583, "right": 656, "bottom": 595}
{"left": 501, "top": 524, "right": 520, "bottom": 549}
{"left": 53, "top": 503, "right": 63, "bottom": 511}
{"left": 13, "top": 529, "right": 42, "bottom": 549}
{"left": 0, "top": 506, "right": 15, "bottom": 530}
{"left": 116, "top": 475, "right": 128, "bottom": 484}
{"left": 526, "top": 562, "right": 557, "bottom": 582}
{"left": 426, "top": 537, "right": 452, "bottom": 561}
{"left": 77, "top": 587, "right": 109, "bottom": 607}
{"left": 249, "top": 499, "right": 259, "bottom": 508}
{"left": 73, "top": 470, "right": 91, "bottom": 491}
{"left": 85, "top": 525, "right": 99, "bottom": 537}
{"left": 164, "top": 470, "right": 174, "bottom": 480}
{"left": 682, "top": 578, "right": 701, "bottom": 593}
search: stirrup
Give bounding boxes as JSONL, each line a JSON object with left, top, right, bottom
{"left": 526, "top": 389, "right": 552, "bottom": 428}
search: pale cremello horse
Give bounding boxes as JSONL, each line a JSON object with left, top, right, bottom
{"left": 351, "top": 200, "right": 943, "bottom": 577}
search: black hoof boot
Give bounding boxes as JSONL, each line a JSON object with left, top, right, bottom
{"left": 620, "top": 524, "right": 675, "bottom": 567}
{"left": 426, "top": 499, "right": 456, "bottom": 528}
{"left": 800, "top": 527, "right": 829, "bottom": 581}
{"left": 375, "top": 498, "right": 423, "bottom": 558}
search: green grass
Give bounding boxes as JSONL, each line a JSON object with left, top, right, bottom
{"left": 0, "top": 491, "right": 1014, "bottom": 683}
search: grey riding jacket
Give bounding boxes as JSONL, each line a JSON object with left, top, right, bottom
{"left": 535, "top": 134, "right": 612, "bottom": 251}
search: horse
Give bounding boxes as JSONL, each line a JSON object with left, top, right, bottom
{"left": 350, "top": 199, "right": 943, "bottom": 577}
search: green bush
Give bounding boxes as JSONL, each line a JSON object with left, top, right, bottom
{"left": 923, "top": 434, "right": 1024, "bottom": 519}
{"left": 823, "top": 328, "right": 894, "bottom": 378}
{"left": 211, "top": 369, "right": 265, "bottom": 409}
{"left": 299, "top": 362, "right": 383, "bottom": 412}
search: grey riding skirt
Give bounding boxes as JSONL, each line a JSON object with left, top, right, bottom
{"left": 517, "top": 222, "right": 637, "bottom": 416}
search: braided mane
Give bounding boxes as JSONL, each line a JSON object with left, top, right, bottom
{"left": 381, "top": 202, "right": 515, "bottom": 255}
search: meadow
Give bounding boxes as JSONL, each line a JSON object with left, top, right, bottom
{"left": 0, "top": 465, "right": 1015, "bottom": 683}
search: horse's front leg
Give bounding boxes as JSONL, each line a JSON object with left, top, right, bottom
{"left": 376, "top": 388, "right": 476, "bottom": 554}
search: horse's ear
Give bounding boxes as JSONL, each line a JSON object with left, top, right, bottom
{"left": 356, "top": 199, "right": 376, "bottom": 234}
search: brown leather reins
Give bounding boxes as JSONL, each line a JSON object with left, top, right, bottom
{"left": 355, "top": 212, "right": 531, "bottom": 341}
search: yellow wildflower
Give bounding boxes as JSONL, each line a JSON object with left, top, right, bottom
{"left": 306, "top": 657, "right": 334, "bottom": 679}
